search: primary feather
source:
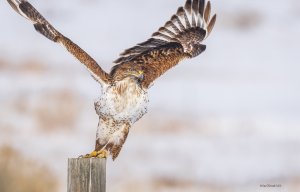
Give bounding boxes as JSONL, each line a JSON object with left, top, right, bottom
{"left": 113, "top": 0, "right": 216, "bottom": 88}
{"left": 7, "top": 0, "right": 111, "bottom": 85}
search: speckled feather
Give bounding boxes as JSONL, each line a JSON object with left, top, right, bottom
{"left": 94, "top": 79, "right": 148, "bottom": 160}
{"left": 7, "top": 0, "right": 216, "bottom": 160}
{"left": 113, "top": 0, "right": 216, "bottom": 89}
{"left": 7, "top": 0, "right": 111, "bottom": 85}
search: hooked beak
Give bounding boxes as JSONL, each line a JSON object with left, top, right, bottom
{"left": 130, "top": 70, "right": 144, "bottom": 80}
{"left": 126, "top": 70, "right": 144, "bottom": 81}
{"left": 137, "top": 70, "right": 144, "bottom": 80}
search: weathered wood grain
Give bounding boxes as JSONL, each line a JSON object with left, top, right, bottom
{"left": 68, "top": 158, "right": 106, "bottom": 192}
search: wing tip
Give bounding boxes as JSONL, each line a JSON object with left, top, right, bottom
{"left": 184, "top": 0, "right": 192, "bottom": 14}
{"left": 7, "top": 0, "right": 24, "bottom": 17}
{"left": 177, "top": 0, "right": 216, "bottom": 31}
{"left": 206, "top": 13, "right": 217, "bottom": 37}
{"left": 114, "top": 0, "right": 217, "bottom": 64}
{"left": 204, "top": 0, "right": 212, "bottom": 22}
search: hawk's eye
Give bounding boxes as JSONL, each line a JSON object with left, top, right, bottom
{"left": 127, "top": 68, "right": 135, "bottom": 73}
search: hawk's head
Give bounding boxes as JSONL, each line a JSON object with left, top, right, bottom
{"left": 111, "top": 65, "right": 144, "bottom": 84}
{"left": 125, "top": 69, "right": 144, "bottom": 82}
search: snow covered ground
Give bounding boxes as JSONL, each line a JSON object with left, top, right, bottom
{"left": 0, "top": 0, "right": 300, "bottom": 191}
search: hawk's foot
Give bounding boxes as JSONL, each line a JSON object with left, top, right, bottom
{"left": 96, "top": 150, "right": 108, "bottom": 158}
{"left": 80, "top": 150, "right": 108, "bottom": 158}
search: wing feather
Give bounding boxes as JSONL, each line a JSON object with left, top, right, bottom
{"left": 192, "top": 0, "right": 200, "bottom": 15}
{"left": 158, "top": 27, "right": 177, "bottom": 37}
{"left": 207, "top": 14, "right": 217, "bottom": 36}
{"left": 184, "top": 0, "right": 192, "bottom": 14}
{"left": 171, "top": 14, "right": 185, "bottom": 31}
{"left": 164, "top": 21, "right": 182, "bottom": 34}
{"left": 199, "top": 0, "right": 205, "bottom": 17}
{"left": 113, "top": 0, "right": 216, "bottom": 88}
{"left": 191, "top": 0, "right": 199, "bottom": 27}
{"left": 7, "top": 0, "right": 111, "bottom": 85}
{"left": 204, "top": 1, "right": 211, "bottom": 23}
{"left": 178, "top": 7, "right": 191, "bottom": 28}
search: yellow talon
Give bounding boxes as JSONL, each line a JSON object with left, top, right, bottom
{"left": 80, "top": 150, "right": 108, "bottom": 158}
{"left": 90, "top": 151, "right": 98, "bottom": 157}
{"left": 96, "top": 150, "right": 108, "bottom": 158}
{"left": 80, "top": 151, "right": 98, "bottom": 158}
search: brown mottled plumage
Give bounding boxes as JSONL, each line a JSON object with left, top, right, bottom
{"left": 113, "top": 0, "right": 216, "bottom": 88}
{"left": 7, "top": 0, "right": 216, "bottom": 160}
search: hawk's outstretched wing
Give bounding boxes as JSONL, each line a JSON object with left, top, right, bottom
{"left": 113, "top": 0, "right": 216, "bottom": 88}
{"left": 7, "top": 0, "right": 111, "bottom": 85}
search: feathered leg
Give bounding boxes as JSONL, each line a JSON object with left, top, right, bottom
{"left": 82, "top": 119, "right": 130, "bottom": 160}
{"left": 104, "top": 124, "right": 130, "bottom": 160}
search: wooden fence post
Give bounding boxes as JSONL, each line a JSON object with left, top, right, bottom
{"left": 67, "top": 158, "right": 106, "bottom": 192}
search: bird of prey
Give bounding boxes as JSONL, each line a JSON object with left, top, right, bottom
{"left": 7, "top": 0, "right": 216, "bottom": 160}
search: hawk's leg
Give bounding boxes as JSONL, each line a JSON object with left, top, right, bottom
{"left": 79, "top": 140, "right": 108, "bottom": 158}
{"left": 104, "top": 124, "right": 130, "bottom": 160}
{"left": 80, "top": 123, "right": 130, "bottom": 160}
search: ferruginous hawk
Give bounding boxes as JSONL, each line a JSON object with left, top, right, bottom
{"left": 7, "top": 0, "right": 216, "bottom": 160}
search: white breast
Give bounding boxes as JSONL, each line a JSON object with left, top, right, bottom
{"left": 94, "top": 79, "right": 149, "bottom": 124}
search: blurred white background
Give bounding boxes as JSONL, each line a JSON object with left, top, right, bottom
{"left": 0, "top": 0, "right": 300, "bottom": 191}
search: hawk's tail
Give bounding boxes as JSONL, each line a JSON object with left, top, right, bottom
{"left": 7, "top": 0, "right": 60, "bottom": 42}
